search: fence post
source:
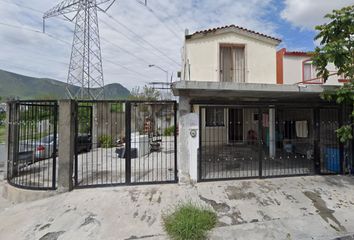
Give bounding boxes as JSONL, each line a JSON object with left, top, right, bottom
{"left": 178, "top": 96, "right": 198, "bottom": 184}
{"left": 3, "top": 102, "right": 11, "bottom": 181}
{"left": 58, "top": 100, "right": 76, "bottom": 192}
{"left": 125, "top": 101, "right": 131, "bottom": 184}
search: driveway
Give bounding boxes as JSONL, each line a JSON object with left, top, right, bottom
{"left": 0, "top": 176, "right": 354, "bottom": 240}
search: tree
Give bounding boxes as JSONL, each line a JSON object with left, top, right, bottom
{"left": 312, "top": 5, "right": 354, "bottom": 143}
{"left": 129, "top": 85, "right": 160, "bottom": 101}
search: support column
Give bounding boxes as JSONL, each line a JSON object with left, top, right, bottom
{"left": 58, "top": 100, "right": 76, "bottom": 192}
{"left": 269, "top": 108, "right": 276, "bottom": 158}
{"left": 3, "top": 102, "right": 11, "bottom": 180}
{"left": 178, "top": 96, "right": 199, "bottom": 184}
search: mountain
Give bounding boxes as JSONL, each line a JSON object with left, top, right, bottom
{"left": 0, "top": 69, "right": 130, "bottom": 100}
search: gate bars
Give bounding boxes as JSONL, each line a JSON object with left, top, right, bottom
{"left": 74, "top": 100, "right": 178, "bottom": 188}
{"left": 7, "top": 101, "right": 58, "bottom": 190}
{"left": 198, "top": 105, "right": 348, "bottom": 181}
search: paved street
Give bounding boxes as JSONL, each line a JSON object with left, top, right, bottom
{"left": 1, "top": 175, "right": 354, "bottom": 240}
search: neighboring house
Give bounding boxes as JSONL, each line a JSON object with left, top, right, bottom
{"left": 276, "top": 48, "right": 347, "bottom": 85}
{"left": 173, "top": 25, "right": 353, "bottom": 184}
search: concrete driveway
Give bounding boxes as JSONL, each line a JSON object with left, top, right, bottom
{"left": 1, "top": 176, "right": 354, "bottom": 240}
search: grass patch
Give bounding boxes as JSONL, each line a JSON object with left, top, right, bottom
{"left": 0, "top": 125, "right": 5, "bottom": 144}
{"left": 162, "top": 202, "right": 217, "bottom": 240}
{"left": 99, "top": 135, "right": 114, "bottom": 148}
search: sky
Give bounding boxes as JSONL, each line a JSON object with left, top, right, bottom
{"left": 0, "top": 0, "right": 353, "bottom": 90}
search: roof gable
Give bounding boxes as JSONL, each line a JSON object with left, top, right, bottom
{"left": 186, "top": 25, "right": 281, "bottom": 45}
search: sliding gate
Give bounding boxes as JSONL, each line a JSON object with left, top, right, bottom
{"left": 199, "top": 105, "right": 343, "bottom": 181}
{"left": 74, "top": 100, "right": 177, "bottom": 187}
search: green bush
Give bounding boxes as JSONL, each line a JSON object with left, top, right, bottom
{"left": 162, "top": 202, "right": 217, "bottom": 240}
{"left": 164, "top": 126, "right": 175, "bottom": 136}
{"left": 99, "top": 135, "right": 114, "bottom": 148}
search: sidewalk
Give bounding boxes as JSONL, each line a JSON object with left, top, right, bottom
{"left": 0, "top": 175, "right": 354, "bottom": 240}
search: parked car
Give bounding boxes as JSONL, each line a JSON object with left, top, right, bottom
{"left": 34, "top": 133, "right": 92, "bottom": 160}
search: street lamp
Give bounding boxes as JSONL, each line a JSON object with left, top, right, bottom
{"left": 148, "top": 64, "right": 169, "bottom": 84}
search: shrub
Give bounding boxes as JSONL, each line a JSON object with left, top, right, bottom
{"left": 99, "top": 135, "right": 113, "bottom": 148}
{"left": 162, "top": 202, "right": 217, "bottom": 240}
{"left": 164, "top": 126, "right": 175, "bottom": 136}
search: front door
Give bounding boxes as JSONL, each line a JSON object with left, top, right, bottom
{"left": 229, "top": 108, "right": 243, "bottom": 142}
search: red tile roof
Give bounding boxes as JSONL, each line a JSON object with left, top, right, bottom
{"left": 284, "top": 51, "right": 313, "bottom": 57}
{"left": 188, "top": 25, "right": 281, "bottom": 42}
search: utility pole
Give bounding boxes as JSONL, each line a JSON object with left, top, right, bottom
{"left": 43, "top": 0, "right": 116, "bottom": 100}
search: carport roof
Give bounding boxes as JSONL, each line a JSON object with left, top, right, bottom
{"left": 172, "top": 81, "right": 339, "bottom": 102}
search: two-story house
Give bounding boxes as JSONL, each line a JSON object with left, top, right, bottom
{"left": 173, "top": 25, "right": 352, "bottom": 184}
{"left": 276, "top": 48, "right": 347, "bottom": 85}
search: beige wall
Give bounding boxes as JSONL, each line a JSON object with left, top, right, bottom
{"left": 194, "top": 106, "right": 260, "bottom": 145}
{"left": 283, "top": 55, "right": 342, "bottom": 85}
{"left": 242, "top": 109, "right": 259, "bottom": 141}
{"left": 183, "top": 32, "right": 278, "bottom": 84}
{"left": 200, "top": 107, "right": 228, "bottom": 146}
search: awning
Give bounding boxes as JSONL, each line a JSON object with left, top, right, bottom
{"left": 172, "top": 81, "right": 339, "bottom": 103}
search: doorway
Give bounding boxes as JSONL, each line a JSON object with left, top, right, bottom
{"left": 229, "top": 108, "right": 243, "bottom": 142}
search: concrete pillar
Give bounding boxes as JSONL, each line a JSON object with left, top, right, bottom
{"left": 269, "top": 108, "right": 276, "bottom": 158}
{"left": 178, "top": 96, "right": 199, "bottom": 184}
{"left": 58, "top": 100, "right": 76, "bottom": 192}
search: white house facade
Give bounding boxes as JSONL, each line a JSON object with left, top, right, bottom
{"left": 276, "top": 48, "right": 346, "bottom": 85}
{"left": 173, "top": 25, "right": 352, "bottom": 184}
{"left": 182, "top": 25, "right": 280, "bottom": 84}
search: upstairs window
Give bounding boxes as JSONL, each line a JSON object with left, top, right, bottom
{"left": 206, "top": 107, "right": 225, "bottom": 127}
{"left": 220, "top": 45, "right": 245, "bottom": 83}
{"left": 303, "top": 60, "right": 322, "bottom": 83}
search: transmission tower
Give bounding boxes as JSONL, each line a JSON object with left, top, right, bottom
{"left": 43, "top": 0, "right": 116, "bottom": 100}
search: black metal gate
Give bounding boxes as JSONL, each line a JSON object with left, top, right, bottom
{"left": 7, "top": 101, "right": 58, "bottom": 190}
{"left": 74, "top": 100, "right": 178, "bottom": 187}
{"left": 198, "top": 105, "right": 344, "bottom": 181}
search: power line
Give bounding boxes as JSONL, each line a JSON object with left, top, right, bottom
{"left": 0, "top": 3, "right": 169, "bottom": 84}
{"left": 104, "top": 59, "right": 150, "bottom": 83}
{"left": 0, "top": 21, "right": 149, "bottom": 82}
{"left": 100, "top": 19, "right": 171, "bottom": 70}
{"left": 100, "top": 30, "right": 152, "bottom": 66}
{"left": 0, "top": 22, "right": 71, "bottom": 45}
{"left": 0, "top": 0, "right": 44, "bottom": 14}
{"left": 153, "top": 1, "right": 185, "bottom": 32}
{"left": 104, "top": 12, "right": 181, "bottom": 67}
{"left": 135, "top": 0, "right": 181, "bottom": 40}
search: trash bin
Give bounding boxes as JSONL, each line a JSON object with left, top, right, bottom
{"left": 325, "top": 147, "right": 340, "bottom": 173}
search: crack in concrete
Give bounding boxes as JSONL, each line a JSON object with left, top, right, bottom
{"left": 125, "top": 234, "right": 163, "bottom": 240}
{"left": 225, "top": 186, "right": 256, "bottom": 200}
{"left": 304, "top": 191, "right": 346, "bottom": 232}
{"left": 39, "top": 231, "right": 65, "bottom": 240}
{"left": 199, "top": 195, "right": 230, "bottom": 213}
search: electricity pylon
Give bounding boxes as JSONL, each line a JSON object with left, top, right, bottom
{"left": 44, "top": 0, "right": 116, "bottom": 100}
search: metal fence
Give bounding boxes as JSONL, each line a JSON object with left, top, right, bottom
{"left": 7, "top": 101, "right": 58, "bottom": 190}
{"left": 198, "top": 104, "right": 348, "bottom": 181}
{"left": 74, "top": 100, "right": 178, "bottom": 188}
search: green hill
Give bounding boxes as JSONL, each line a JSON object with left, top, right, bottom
{"left": 0, "top": 69, "right": 130, "bottom": 100}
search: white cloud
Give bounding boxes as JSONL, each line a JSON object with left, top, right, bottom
{"left": 0, "top": 0, "right": 278, "bottom": 90}
{"left": 281, "top": 0, "right": 354, "bottom": 30}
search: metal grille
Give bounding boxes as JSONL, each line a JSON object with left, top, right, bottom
{"left": 319, "top": 108, "right": 342, "bottom": 174}
{"left": 130, "top": 101, "right": 177, "bottom": 184}
{"left": 74, "top": 100, "right": 177, "bottom": 187}
{"left": 199, "top": 105, "right": 343, "bottom": 181}
{"left": 7, "top": 101, "right": 58, "bottom": 190}
{"left": 262, "top": 108, "right": 315, "bottom": 177}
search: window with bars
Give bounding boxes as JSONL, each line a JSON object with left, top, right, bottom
{"left": 205, "top": 107, "right": 225, "bottom": 127}
{"left": 220, "top": 45, "right": 245, "bottom": 83}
